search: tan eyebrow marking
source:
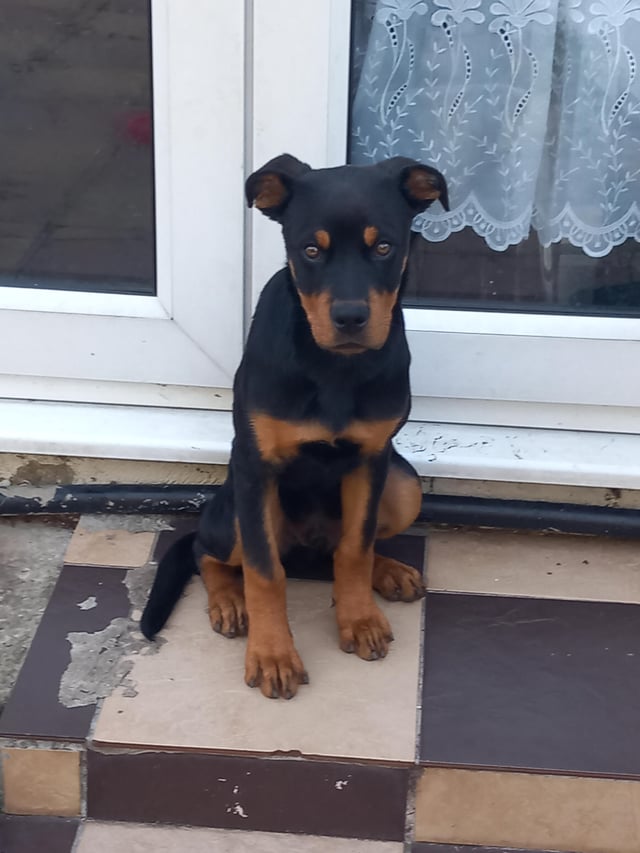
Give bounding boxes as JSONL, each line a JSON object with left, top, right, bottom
{"left": 314, "top": 229, "right": 331, "bottom": 250}
{"left": 363, "top": 226, "right": 379, "bottom": 247}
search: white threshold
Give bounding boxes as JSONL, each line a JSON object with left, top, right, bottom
{"left": 2, "top": 398, "right": 640, "bottom": 489}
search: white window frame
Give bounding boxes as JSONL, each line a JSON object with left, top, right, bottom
{"left": 2, "top": 0, "right": 639, "bottom": 487}
{"left": 0, "top": 0, "right": 246, "bottom": 408}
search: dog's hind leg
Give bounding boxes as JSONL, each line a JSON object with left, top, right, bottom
{"left": 196, "top": 478, "right": 247, "bottom": 638}
{"left": 199, "top": 550, "right": 246, "bottom": 639}
{"left": 372, "top": 449, "right": 426, "bottom": 603}
{"left": 376, "top": 448, "right": 422, "bottom": 539}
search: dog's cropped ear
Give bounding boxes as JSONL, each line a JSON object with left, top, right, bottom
{"left": 378, "top": 157, "right": 449, "bottom": 213}
{"left": 245, "top": 154, "right": 312, "bottom": 222}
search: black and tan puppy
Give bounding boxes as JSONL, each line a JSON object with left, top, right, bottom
{"left": 141, "top": 154, "right": 449, "bottom": 699}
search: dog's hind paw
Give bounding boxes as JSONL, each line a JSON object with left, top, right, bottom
{"left": 372, "top": 555, "right": 426, "bottom": 602}
{"left": 208, "top": 583, "right": 248, "bottom": 638}
{"left": 337, "top": 604, "right": 394, "bottom": 661}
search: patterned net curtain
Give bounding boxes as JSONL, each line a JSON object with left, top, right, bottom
{"left": 350, "top": 0, "right": 640, "bottom": 258}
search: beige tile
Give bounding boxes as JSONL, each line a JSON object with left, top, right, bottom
{"left": 65, "top": 528, "right": 156, "bottom": 568}
{"left": 76, "top": 821, "right": 403, "bottom": 851}
{"left": 415, "top": 767, "right": 640, "bottom": 853}
{"left": 2, "top": 748, "right": 81, "bottom": 817}
{"left": 427, "top": 528, "right": 640, "bottom": 603}
{"left": 93, "top": 578, "right": 422, "bottom": 762}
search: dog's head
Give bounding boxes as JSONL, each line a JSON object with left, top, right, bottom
{"left": 246, "top": 154, "right": 448, "bottom": 354}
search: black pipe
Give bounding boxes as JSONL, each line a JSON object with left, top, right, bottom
{"left": 1, "top": 483, "right": 639, "bottom": 537}
{"left": 421, "top": 494, "right": 640, "bottom": 538}
{"left": 0, "top": 484, "right": 217, "bottom": 516}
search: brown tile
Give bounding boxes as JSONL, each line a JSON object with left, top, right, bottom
{"left": 93, "top": 576, "right": 422, "bottom": 763}
{"left": 374, "top": 533, "right": 426, "bottom": 573}
{"left": 77, "top": 821, "right": 403, "bottom": 851}
{"left": 65, "top": 528, "right": 156, "bottom": 567}
{"left": 0, "top": 815, "right": 79, "bottom": 853}
{"left": 420, "top": 593, "right": 640, "bottom": 776}
{"left": 0, "top": 566, "right": 130, "bottom": 741}
{"left": 427, "top": 529, "right": 640, "bottom": 603}
{"left": 153, "top": 519, "right": 198, "bottom": 562}
{"left": 2, "top": 748, "right": 81, "bottom": 817}
{"left": 87, "top": 749, "right": 408, "bottom": 840}
{"left": 414, "top": 768, "right": 640, "bottom": 852}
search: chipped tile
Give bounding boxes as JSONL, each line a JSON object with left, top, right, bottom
{"left": 87, "top": 750, "right": 408, "bottom": 839}
{"left": 65, "top": 529, "right": 155, "bottom": 568}
{"left": 2, "top": 748, "right": 81, "bottom": 817}
{"left": 426, "top": 528, "right": 640, "bottom": 603}
{"left": 0, "top": 566, "right": 132, "bottom": 741}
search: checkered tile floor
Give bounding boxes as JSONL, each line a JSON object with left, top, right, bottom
{"left": 1, "top": 514, "right": 639, "bottom": 852}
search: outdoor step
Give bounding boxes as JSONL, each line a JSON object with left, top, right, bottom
{"left": 1, "top": 517, "right": 639, "bottom": 851}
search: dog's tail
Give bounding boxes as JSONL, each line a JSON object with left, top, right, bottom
{"left": 140, "top": 531, "right": 198, "bottom": 639}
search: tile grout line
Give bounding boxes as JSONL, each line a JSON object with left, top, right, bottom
{"left": 70, "top": 817, "right": 85, "bottom": 853}
{"left": 403, "top": 533, "right": 430, "bottom": 852}
{"left": 414, "top": 533, "right": 429, "bottom": 762}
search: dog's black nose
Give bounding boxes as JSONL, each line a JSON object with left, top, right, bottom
{"left": 330, "top": 301, "right": 369, "bottom": 333}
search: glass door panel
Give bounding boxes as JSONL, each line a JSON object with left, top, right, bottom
{"left": 0, "top": 0, "right": 245, "bottom": 403}
{"left": 349, "top": 0, "right": 640, "bottom": 316}
{"left": 0, "top": 0, "right": 155, "bottom": 295}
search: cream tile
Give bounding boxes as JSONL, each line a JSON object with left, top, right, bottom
{"left": 427, "top": 528, "right": 640, "bottom": 603}
{"left": 65, "top": 528, "right": 156, "bottom": 568}
{"left": 415, "top": 767, "right": 640, "bottom": 853}
{"left": 93, "top": 578, "right": 422, "bottom": 762}
{"left": 76, "top": 821, "right": 403, "bottom": 852}
{"left": 2, "top": 748, "right": 81, "bottom": 817}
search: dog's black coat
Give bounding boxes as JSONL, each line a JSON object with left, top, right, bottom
{"left": 141, "top": 154, "right": 448, "bottom": 697}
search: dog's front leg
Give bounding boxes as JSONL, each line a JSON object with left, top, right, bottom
{"left": 333, "top": 451, "right": 394, "bottom": 660}
{"left": 234, "top": 464, "right": 308, "bottom": 699}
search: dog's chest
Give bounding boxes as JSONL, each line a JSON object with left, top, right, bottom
{"left": 250, "top": 412, "right": 401, "bottom": 466}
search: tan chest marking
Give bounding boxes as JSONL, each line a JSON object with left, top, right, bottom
{"left": 341, "top": 417, "right": 401, "bottom": 455}
{"left": 250, "top": 413, "right": 401, "bottom": 464}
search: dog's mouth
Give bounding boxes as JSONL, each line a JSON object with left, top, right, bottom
{"left": 329, "top": 342, "right": 369, "bottom": 356}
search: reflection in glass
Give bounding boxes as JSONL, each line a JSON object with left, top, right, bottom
{"left": 349, "top": 0, "right": 640, "bottom": 316}
{"left": 0, "top": 1, "right": 155, "bottom": 295}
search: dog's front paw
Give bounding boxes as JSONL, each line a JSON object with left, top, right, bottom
{"left": 245, "top": 632, "right": 309, "bottom": 700}
{"left": 337, "top": 603, "right": 394, "bottom": 661}
{"left": 372, "top": 555, "right": 426, "bottom": 602}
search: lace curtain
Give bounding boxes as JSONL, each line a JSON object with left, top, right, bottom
{"left": 350, "top": 0, "right": 640, "bottom": 257}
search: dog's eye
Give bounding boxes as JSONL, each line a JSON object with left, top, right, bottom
{"left": 375, "top": 242, "right": 392, "bottom": 257}
{"left": 304, "top": 245, "right": 320, "bottom": 260}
